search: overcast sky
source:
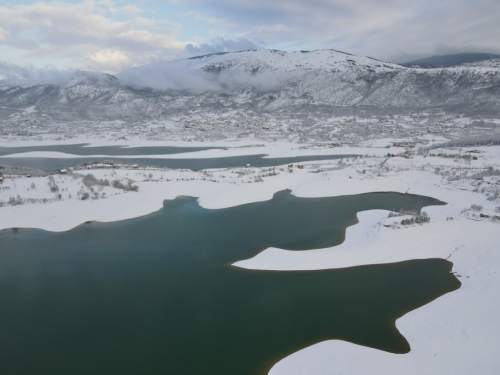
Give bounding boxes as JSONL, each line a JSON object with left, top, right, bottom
{"left": 0, "top": 0, "right": 499, "bottom": 78}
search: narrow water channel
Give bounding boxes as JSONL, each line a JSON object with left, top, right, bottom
{"left": 0, "top": 153, "right": 356, "bottom": 172}
{"left": 0, "top": 144, "right": 223, "bottom": 157}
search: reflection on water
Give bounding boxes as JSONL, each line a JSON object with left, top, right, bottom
{"left": 0, "top": 191, "right": 459, "bottom": 375}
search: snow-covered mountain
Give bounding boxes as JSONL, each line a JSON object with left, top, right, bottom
{"left": 1, "top": 49, "right": 500, "bottom": 121}
{"left": 119, "top": 49, "right": 402, "bottom": 76}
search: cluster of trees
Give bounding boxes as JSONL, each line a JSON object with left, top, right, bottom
{"left": 8, "top": 196, "right": 23, "bottom": 206}
{"left": 428, "top": 152, "right": 474, "bottom": 160}
{"left": 472, "top": 166, "right": 500, "bottom": 178}
{"left": 0, "top": 196, "right": 56, "bottom": 207}
{"left": 77, "top": 173, "right": 139, "bottom": 199}
{"left": 0, "top": 165, "right": 46, "bottom": 177}
{"left": 77, "top": 161, "right": 120, "bottom": 169}
{"left": 112, "top": 179, "right": 139, "bottom": 192}
{"left": 83, "top": 174, "right": 110, "bottom": 188}
{"left": 388, "top": 210, "right": 431, "bottom": 225}
{"left": 431, "top": 134, "right": 500, "bottom": 149}
{"left": 401, "top": 214, "right": 430, "bottom": 225}
{"left": 47, "top": 176, "right": 59, "bottom": 192}
{"left": 487, "top": 189, "right": 500, "bottom": 201}
{"left": 388, "top": 209, "right": 421, "bottom": 217}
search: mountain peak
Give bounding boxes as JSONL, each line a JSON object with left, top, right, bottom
{"left": 118, "top": 48, "right": 403, "bottom": 79}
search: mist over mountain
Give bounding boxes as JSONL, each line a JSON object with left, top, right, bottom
{"left": 1, "top": 49, "right": 500, "bottom": 122}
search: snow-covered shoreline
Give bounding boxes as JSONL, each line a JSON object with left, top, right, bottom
{"left": 1, "top": 141, "right": 499, "bottom": 374}
{"left": 266, "top": 214, "right": 499, "bottom": 375}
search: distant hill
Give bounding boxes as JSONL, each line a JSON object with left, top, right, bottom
{"left": 401, "top": 53, "right": 500, "bottom": 68}
{"left": 1, "top": 49, "right": 500, "bottom": 122}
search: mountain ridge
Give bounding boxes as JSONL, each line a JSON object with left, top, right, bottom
{"left": 1, "top": 49, "right": 499, "bottom": 121}
{"left": 401, "top": 52, "right": 500, "bottom": 68}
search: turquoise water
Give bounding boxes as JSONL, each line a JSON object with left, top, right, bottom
{"left": 0, "top": 191, "right": 459, "bottom": 375}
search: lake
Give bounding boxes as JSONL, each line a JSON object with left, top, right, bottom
{"left": 0, "top": 191, "right": 460, "bottom": 375}
{"left": 0, "top": 143, "right": 223, "bottom": 157}
{"left": 0, "top": 154, "right": 356, "bottom": 172}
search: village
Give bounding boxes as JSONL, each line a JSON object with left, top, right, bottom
{"left": 1, "top": 104, "right": 499, "bottom": 147}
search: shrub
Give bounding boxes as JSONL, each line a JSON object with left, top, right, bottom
{"left": 83, "top": 174, "right": 110, "bottom": 188}
{"left": 112, "top": 179, "right": 139, "bottom": 192}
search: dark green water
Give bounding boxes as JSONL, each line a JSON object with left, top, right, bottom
{"left": 0, "top": 144, "right": 222, "bottom": 157}
{"left": 0, "top": 153, "right": 355, "bottom": 172}
{"left": 0, "top": 191, "right": 459, "bottom": 375}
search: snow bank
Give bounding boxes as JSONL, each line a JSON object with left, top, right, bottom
{"left": 266, "top": 217, "right": 500, "bottom": 375}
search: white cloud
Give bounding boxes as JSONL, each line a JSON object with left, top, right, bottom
{"left": 178, "top": 0, "right": 500, "bottom": 61}
{"left": 117, "top": 62, "right": 299, "bottom": 93}
{"left": 1, "top": 0, "right": 499, "bottom": 74}
{"left": 0, "top": 0, "right": 192, "bottom": 72}
{"left": 185, "top": 37, "right": 260, "bottom": 56}
{"left": 89, "top": 49, "right": 129, "bottom": 66}
{"left": 0, "top": 27, "right": 9, "bottom": 41}
{"left": 0, "top": 60, "right": 73, "bottom": 81}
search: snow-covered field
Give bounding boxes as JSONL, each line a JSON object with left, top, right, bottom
{"left": 0, "top": 138, "right": 499, "bottom": 374}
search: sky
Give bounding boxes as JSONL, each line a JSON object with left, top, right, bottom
{"left": 0, "top": 0, "right": 499, "bottom": 78}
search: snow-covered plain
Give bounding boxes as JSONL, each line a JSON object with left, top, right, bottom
{"left": 0, "top": 139, "right": 499, "bottom": 375}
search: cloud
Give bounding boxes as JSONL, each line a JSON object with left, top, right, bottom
{"left": 0, "top": 0, "right": 191, "bottom": 73}
{"left": 185, "top": 37, "right": 261, "bottom": 56}
{"left": 1, "top": 0, "right": 499, "bottom": 75}
{"left": 0, "top": 27, "right": 8, "bottom": 41}
{"left": 116, "top": 62, "right": 299, "bottom": 93}
{"left": 0, "top": 60, "right": 74, "bottom": 81}
{"left": 178, "top": 0, "right": 500, "bottom": 61}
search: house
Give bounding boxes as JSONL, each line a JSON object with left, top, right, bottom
{"left": 0, "top": 174, "right": 3, "bottom": 183}
{"left": 297, "top": 165, "right": 304, "bottom": 169}
{"left": 59, "top": 169, "right": 68, "bottom": 174}
{"left": 132, "top": 165, "right": 138, "bottom": 169}
{"left": 473, "top": 156, "right": 478, "bottom": 160}
{"left": 246, "top": 164, "right": 251, "bottom": 168}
